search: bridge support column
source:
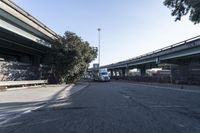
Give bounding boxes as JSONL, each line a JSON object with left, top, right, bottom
{"left": 110, "top": 70, "right": 114, "bottom": 77}
{"left": 116, "top": 70, "right": 119, "bottom": 76}
{"left": 119, "top": 69, "right": 123, "bottom": 77}
{"left": 32, "top": 56, "right": 41, "bottom": 67}
{"left": 140, "top": 66, "right": 146, "bottom": 76}
{"left": 122, "top": 68, "right": 129, "bottom": 77}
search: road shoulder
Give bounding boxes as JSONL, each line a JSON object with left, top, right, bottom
{"left": 113, "top": 80, "right": 200, "bottom": 93}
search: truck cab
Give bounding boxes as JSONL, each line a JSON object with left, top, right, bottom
{"left": 99, "top": 69, "right": 110, "bottom": 81}
{"left": 93, "top": 68, "right": 110, "bottom": 81}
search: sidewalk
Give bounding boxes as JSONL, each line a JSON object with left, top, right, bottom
{"left": 0, "top": 81, "right": 89, "bottom": 125}
{"left": 0, "top": 82, "right": 88, "bottom": 102}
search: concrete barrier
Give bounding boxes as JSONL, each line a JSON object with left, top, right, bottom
{"left": 0, "top": 80, "right": 47, "bottom": 89}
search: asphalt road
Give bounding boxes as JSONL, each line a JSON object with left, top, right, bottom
{"left": 1, "top": 81, "right": 200, "bottom": 133}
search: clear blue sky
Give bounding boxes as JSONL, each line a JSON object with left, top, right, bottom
{"left": 12, "top": 0, "right": 200, "bottom": 66}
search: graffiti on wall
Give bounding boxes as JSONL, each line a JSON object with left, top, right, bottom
{"left": 0, "top": 62, "right": 39, "bottom": 81}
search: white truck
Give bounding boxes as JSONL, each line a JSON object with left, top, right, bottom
{"left": 93, "top": 68, "right": 110, "bottom": 81}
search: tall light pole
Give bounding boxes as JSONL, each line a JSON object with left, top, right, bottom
{"left": 97, "top": 28, "right": 101, "bottom": 67}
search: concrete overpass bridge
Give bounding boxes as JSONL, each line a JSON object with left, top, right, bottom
{"left": 101, "top": 35, "right": 200, "bottom": 84}
{"left": 0, "top": 0, "right": 59, "bottom": 81}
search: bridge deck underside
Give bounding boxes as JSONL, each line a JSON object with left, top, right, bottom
{"left": 0, "top": 28, "right": 50, "bottom": 81}
{"left": 0, "top": 28, "right": 48, "bottom": 56}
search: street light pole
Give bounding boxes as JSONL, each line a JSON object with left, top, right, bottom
{"left": 97, "top": 28, "right": 101, "bottom": 67}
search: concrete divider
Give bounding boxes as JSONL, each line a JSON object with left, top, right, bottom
{"left": 0, "top": 80, "right": 47, "bottom": 89}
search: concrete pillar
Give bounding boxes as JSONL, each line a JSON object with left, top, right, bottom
{"left": 122, "top": 68, "right": 129, "bottom": 77}
{"left": 118, "top": 70, "right": 122, "bottom": 77}
{"left": 122, "top": 69, "right": 125, "bottom": 77}
{"left": 140, "top": 66, "right": 146, "bottom": 76}
{"left": 110, "top": 70, "right": 114, "bottom": 77}
{"left": 32, "top": 56, "right": 41, "bottom": 80}
{"left": 32, "top": 55, "right": 40, "bottom": 67}
{"left": 120, "top": 69, "right": 125, "bottom": 77}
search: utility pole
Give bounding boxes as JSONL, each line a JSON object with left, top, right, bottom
{"left": 97, "top": 28, "right": 101, "bottom": 68}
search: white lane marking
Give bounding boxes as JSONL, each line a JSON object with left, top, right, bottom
{"left": 123, "top": 95, "right": 131, "bottom": 99}
{"left": 150, "top": 105, "right": 186, "bottom": 108}
{"left": 0, "top": 109, "right": 31, "bottom": 125}
{"left": 0, "top": 122, "right": 23, "bottom": 128}
{"left": 28, "top": 118, "right": 59, "bottom": 126}
{"left": 0, "top": 105, "right": 44, "bottom": 125}
{"left": 178, "top": 124, "right": 185, "bottom": 128}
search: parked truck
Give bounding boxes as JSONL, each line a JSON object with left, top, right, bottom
{"left": 93, "top": 68, "right": 110, "bottom": 81}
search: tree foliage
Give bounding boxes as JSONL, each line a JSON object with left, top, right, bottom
{"left": 164, "top": 0, "right": 200, "bottom": 24}
{"left": 44, "top": 31, "right": 97, "bottom": 83}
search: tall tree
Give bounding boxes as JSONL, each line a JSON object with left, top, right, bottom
{"left": 164, "top": 0, "right": 200, "bottom": 24}
{"left": 44, "top": 31, "right": 97, "bottom": 83}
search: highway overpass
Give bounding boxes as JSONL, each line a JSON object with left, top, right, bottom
{"left": 101, "top": 36, "right": 200, "bottom": 84}
{"left": 0, "top": 0, "right": 59, "bottom": 81}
